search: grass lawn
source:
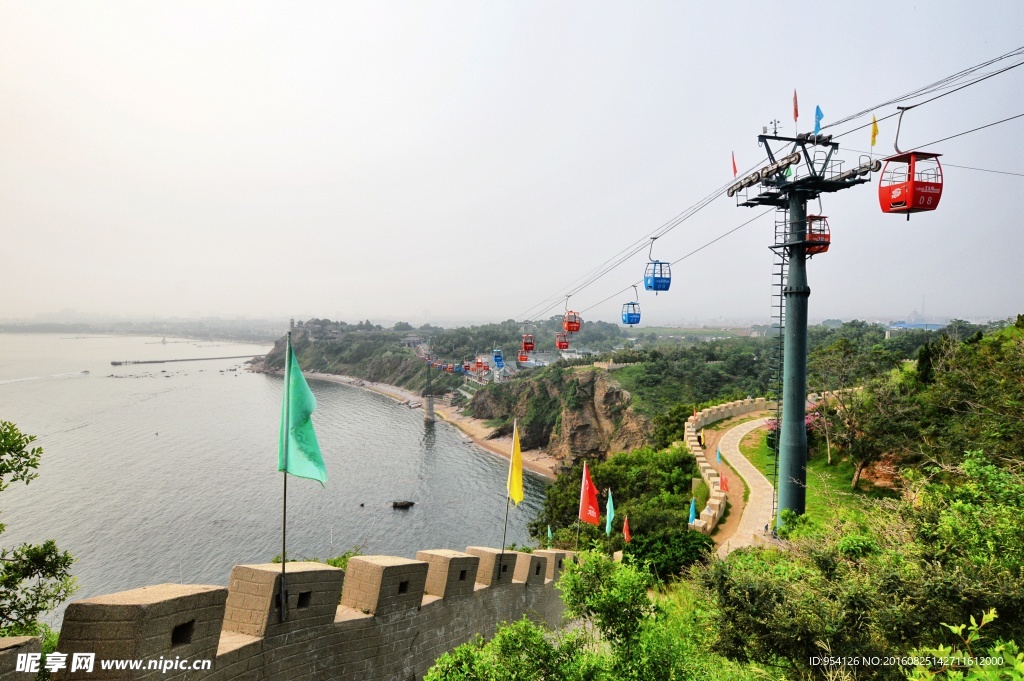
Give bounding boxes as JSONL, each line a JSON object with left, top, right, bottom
{"left": 739, "top": 429, "right": 897, "bottom": 527}
{"left": 706, "top": 413, "right": 765, "bottom": 432}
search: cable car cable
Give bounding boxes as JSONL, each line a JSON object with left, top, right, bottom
{"left": 513, "top": 162, "right": 766, "bottom": 321}
{"left": 514, "top": 50, "right": 1024, "bottom": 323}
{"left": 580, "top": 112, "right": 1024, "bottom": 313}
{"left": 512, "top": 183, "right": 729, "bottom": 320}
{"left": 823, "top": 46, "right": 1024, "bottom": 132}
{"left": 904, "top": 112, "right": 1024, "bottom": 150}
{"left": 579, "top": 209, "right": 774, "bottom": 314}
{"left": 826, "top": 57, "right": 1024, "bottom": 139}
{"left": 841, "top": 146, "right": 1024, "bottom": 178}
{"left": 940, "top": 164, "right": 1024, "bottom": 178}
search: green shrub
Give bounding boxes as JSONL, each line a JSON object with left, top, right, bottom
{"left": 693, "top": 480, "right": 710, "bottom": 512}
{"left": 624, "top": 528, "right": 714, "bottom": 582}
{"left": 425, "top": 617, "right": 607, "bottom": 681}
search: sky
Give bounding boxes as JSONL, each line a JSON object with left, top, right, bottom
{"left": 2, "top": 1, "right": 1022, "bottom": 327}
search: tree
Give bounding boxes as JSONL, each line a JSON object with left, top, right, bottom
{"left": 808, "top": 338, "right": 864, "bottom": 466}
{"left": 849, "top": 377, "right": 918, "bottom": 489}
{"left": 0, "top": 421, "right": 76, "bottom": 635}
{"left": 559, "top": 552, "right": 657, "bottom": 659}
{"left": 392, "top": 321, "right": 413, "bottom": 331}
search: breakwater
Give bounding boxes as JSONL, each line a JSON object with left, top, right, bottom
{"left": 110, "top": 355, "right": 263, "bottom": 366}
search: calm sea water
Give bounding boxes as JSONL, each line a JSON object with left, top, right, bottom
{"left": 0, "top": 334, "right": 545, "bottom": 625}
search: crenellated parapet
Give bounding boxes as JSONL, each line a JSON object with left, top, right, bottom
{"left": 679, "top": 397, "right": 774, "bottom": 535}
{"left": 26, "top": 546, "right": 571, "bottom": 680}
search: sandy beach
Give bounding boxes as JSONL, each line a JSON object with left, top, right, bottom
{"left": 304, "top": 372, "right": 560, "bottom": 480}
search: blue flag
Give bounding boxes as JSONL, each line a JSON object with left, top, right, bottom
{"left": 605, "top": 490, "right": 615, "bottom": 536}
{"left": 689, "top": 497, "right": 697, "bottom": 525}
{"left": 814, "top": 106, "right": 824, "bottom": 135}
{"left": 547, "top": 525, "right": 553, "bottom": 546}
{"left": 716, "top": 446, "right": 722, "bottom": 464}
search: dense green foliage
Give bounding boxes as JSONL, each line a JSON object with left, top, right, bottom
{"left": 264, "top": 328, "right": 465, "bottom": 395}
{"left": 0, "top": 422, "right": 76, "bottom": 637}
{"left": 614, "top": 320, "right": 937, "bottom": 421}
{"left": 905, "top": 610, "right": 1024, "bottom": 680}
{"left": 429, "top": 317, "right": 626, "bottom": 357}
{"left": 611, "top": 340, "right": 769, "bottom": 418}
{"left": 905, "top": 323, "right": 1024, "bottom": 467}
{"left": 530, "top": 446, "right": 715, "bottom": 580}
{"left": 698, "top": 450, "right": 1024, "bottom": 680}
{"left": 428, "top": 554, "right": 756, "bottom": 681}
{"left": 429, "top": 317, "right": 1024, "bottom": 681}
{"left": 807, "top": 321, "right": 1024, "bottom": 491}
{"left": 425, "top": 617, "right": 606, "bottom": 681}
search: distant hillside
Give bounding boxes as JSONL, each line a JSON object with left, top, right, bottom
{"left": 258, "top": 317, "right": 954, "bottom": 464}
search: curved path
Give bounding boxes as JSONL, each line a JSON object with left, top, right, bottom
{"left": 715, "top": 417, "right": 774, "bottom": 557}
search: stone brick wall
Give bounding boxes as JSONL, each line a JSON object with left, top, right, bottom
{"left": 681, "top": 397, "right": 774, "bottom": 534}
{"left": 16, "top": 546, "right": 570, "bottom": 681}
{"left": 0, "top": 637, "right": 39, "bottom": 681}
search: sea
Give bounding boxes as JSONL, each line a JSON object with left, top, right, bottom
{"left": 0, "top": 333, "right": 546, "bottom": 625}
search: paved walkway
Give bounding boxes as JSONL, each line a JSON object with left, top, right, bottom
{"left": 716, "top": 418, "right": 774, "bottom": 557}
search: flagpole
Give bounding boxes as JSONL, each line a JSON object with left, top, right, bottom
{"left": 498, "top": 418, "right": 517, "bottom": 581}
{"left": 498, "top": 496, "right": 510, "bottom": 581}
{"left": 280, "top": 332, "right": 291, "bottom": 623}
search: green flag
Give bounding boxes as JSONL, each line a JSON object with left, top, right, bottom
{"left": 605, "top": 489, "right": 615, "bottom": 536}
{"left": 547, "top": 525, "right": 553, "bottom": 546}
{"left": 278, "top": 344, "right": 327, "bottom": 485}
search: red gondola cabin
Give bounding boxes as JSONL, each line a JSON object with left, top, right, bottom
{"left": 805, "top": 215, "right": 830, "bottom": 256}
{"left": 555, "top": 333, "right": 570, "bottom": 350}
{"left": 878, "top": 151, "right": 943, "bottom": 216}
{"left": 563, "top": 311, "right": 582, "bottom": 334}
{"left": 521, "top": 334, "right": 534, "bottom": 352}
{"left": 517, "top": 351, "right": 529, "bottom": 362}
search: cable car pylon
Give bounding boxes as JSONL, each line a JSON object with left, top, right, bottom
{"left": 729, "top": 129, "right": 873, "bottom": 527}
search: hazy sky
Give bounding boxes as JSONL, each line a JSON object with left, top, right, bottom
{"left": 2, "top": 1, "right": 1022, "bottom": 326}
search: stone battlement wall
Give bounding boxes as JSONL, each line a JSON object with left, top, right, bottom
{"left": 0, "top": 547, "right": 570, "bottom": 681}
{"left": 682, "top": 397, "right": 774, "bottom": 534}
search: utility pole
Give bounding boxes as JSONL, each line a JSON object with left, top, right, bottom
{"left": 424, "top": 343, "right": 435, "bottom": 424}
{"left": 729, "top": 132, "right": 878, "bottom": 524}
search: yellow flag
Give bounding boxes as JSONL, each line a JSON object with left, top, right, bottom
{"left": 871, "top": 115, "right": 879, "bottom": 147}
{"left": 507, "top": 420, "right": 524, "bottom": 505}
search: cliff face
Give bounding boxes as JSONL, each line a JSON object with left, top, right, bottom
{"left": 470, "top": 368, "right": 650, "bottom": 464}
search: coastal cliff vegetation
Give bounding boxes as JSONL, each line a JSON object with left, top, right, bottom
{"left": 430, "top": 316, "right": 1024, "bottom": 681}
{"left": 260, "top": 317, "right": 961, "bottom": 467}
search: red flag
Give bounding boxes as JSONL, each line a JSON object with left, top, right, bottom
{"left": 793, "top": 89, "right": 799, "bottom": 122}
{"left": 578, "top": 462, "right": 600, "bottom": 526}
{"left": 731, "top": 151, "right": 738, "bottom": 178}
{"left": 623, "top": 516, "right": 631, "bottom": 543}
{"left": 721, "top": 474, "right": 729, "bottom": 493}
